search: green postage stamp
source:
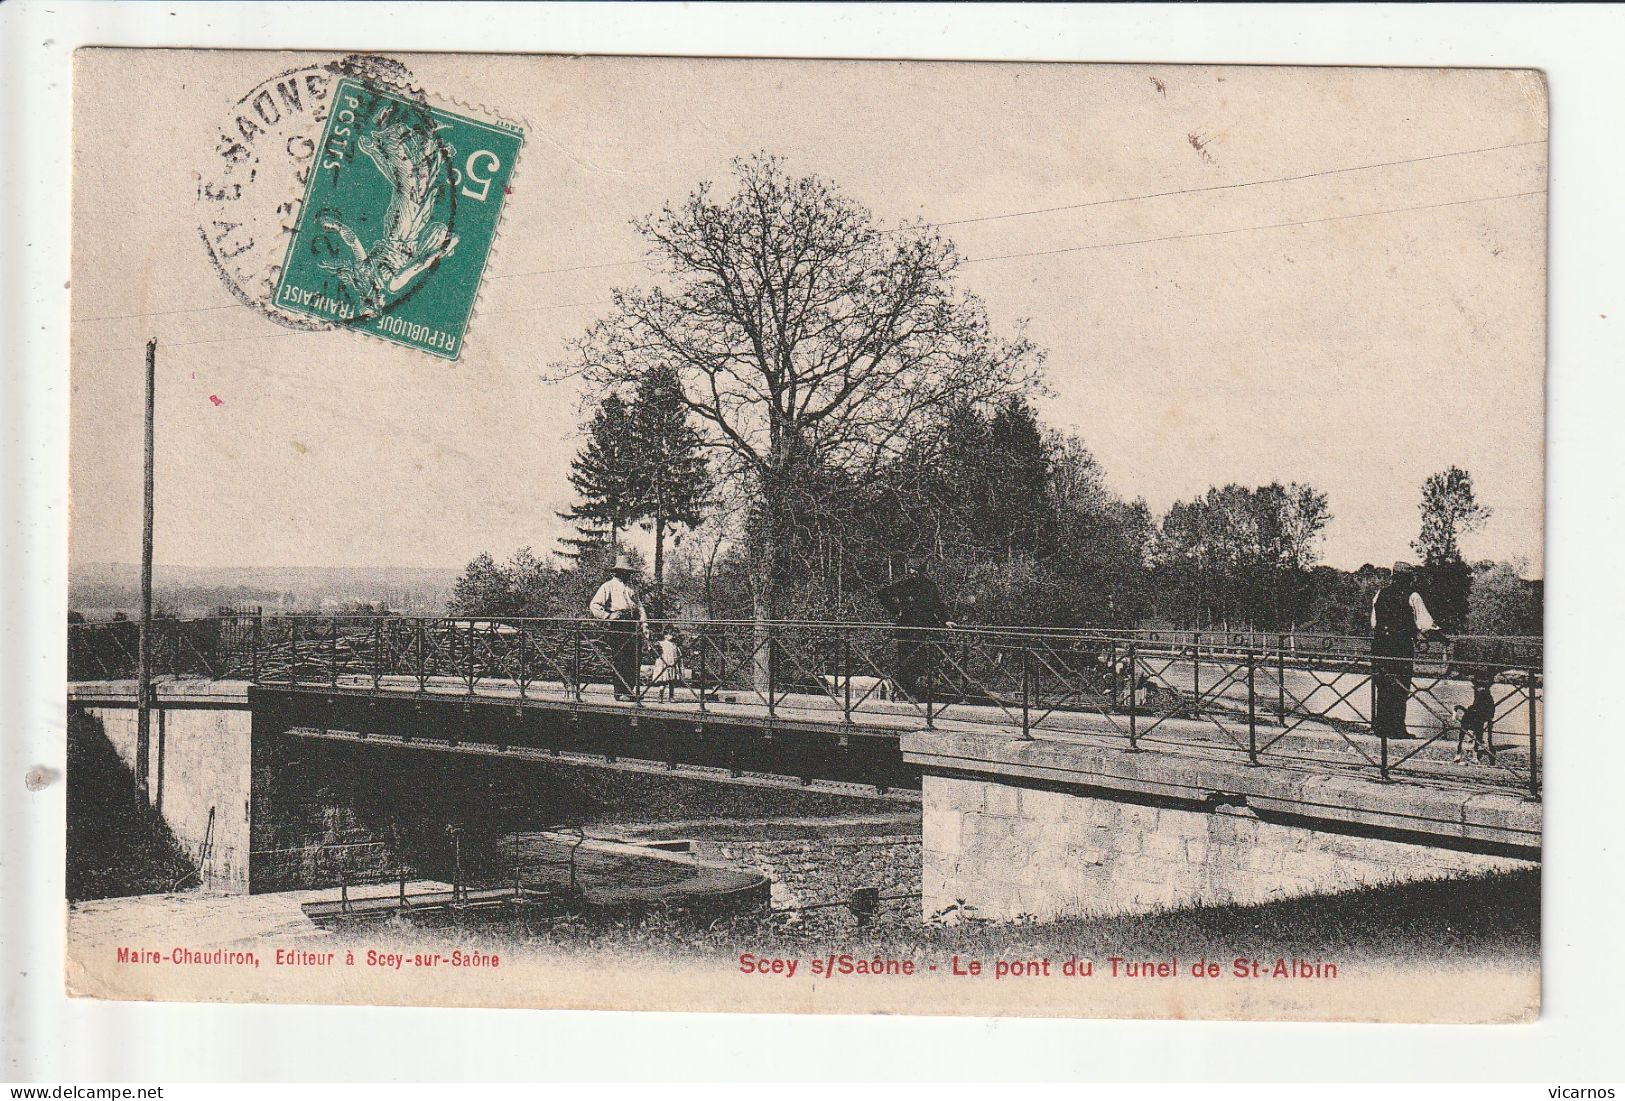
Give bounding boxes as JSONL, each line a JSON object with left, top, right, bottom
{"left": 275, "top": 77, "right": 522, "bottom": 359}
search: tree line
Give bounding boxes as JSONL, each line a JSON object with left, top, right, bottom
{"left": 447, "top": 155, "right": 1540, "bottom": 638}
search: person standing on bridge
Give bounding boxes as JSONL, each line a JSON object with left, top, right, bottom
{"left": 1370, "top": 560, "right": 1449, "bottom": 740}
{"left": 875, "top": 556, "right": 956, "bottom": 700}
{"left": 590, "top": 553, "right": 647, "bottom": 701}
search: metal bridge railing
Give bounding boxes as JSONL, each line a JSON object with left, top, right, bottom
{"left": 68, "top": 615, "right": 1542, "bottom": 797}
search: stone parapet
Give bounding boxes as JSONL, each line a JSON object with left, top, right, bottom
{"left": 69, "top": 679, "right": 252, "bottom": 709}
{"left": 902, "top": 729, "right": 1539, "bottom": 855}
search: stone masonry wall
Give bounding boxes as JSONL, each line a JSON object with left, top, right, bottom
{"left": 83, "top": 705, "right": 253, "bottom": 893}
{"left": 698, "top": 836, "right": 920, "bottom": 927}
{"left": 247, "top": 728, "right": 404, "bottom": 894}
{"left": 921, "top": 774, "right": 1532, "bottom": 922}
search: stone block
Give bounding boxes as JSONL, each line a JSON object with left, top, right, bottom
{"left": 983, "top": 783, "right": 1022, "bottom": 818}
{"left": 1107, "top": 826, "right": 1144, "bottom": 855}
{"left": 1064, "top": 843, "right": 1110, "bottom": 868}
{"left": 962, "top": 813, "right": 1016, "bottom": 846}
{"left": 1127, "top": 879, "right": 1185, "bottom": 911}
{"left": 1074, "top": 805, "right": 1121, "bottom": 832}
{"left": 926, "top": 775, "right": 986, "bottom": 814}
{"left": 1140, "top": 829, "right": 1192, "bottom": 864}
{"left": 1241, "top": 845, "right": 1284, "bottom": 875}
{"left": 1279, "top": 849, "right": 1345, "bottom": 883}
{"left": 1019, "top": 786, "right": 1070, "bottom": 822}
{"left": 921, "top": 809, "right": 962, "bottom": 858}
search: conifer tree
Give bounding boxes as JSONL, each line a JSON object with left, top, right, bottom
{"left": 630, "top": 365, "right": 711, "bottom": 597}
{"left": 565, "top": 392, "right": 643, "bottom": 549}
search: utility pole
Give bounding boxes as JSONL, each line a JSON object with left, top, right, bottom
{"left": 135, "top": 338, "right": 156, "bottom": 803}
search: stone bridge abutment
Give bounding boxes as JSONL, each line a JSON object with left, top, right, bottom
{"left": 903, "top": 730, "right": 1539, "bottom": 921}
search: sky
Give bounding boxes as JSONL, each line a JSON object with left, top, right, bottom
{"left": 70, "top": 53, "right": 1547, "bottom": 575}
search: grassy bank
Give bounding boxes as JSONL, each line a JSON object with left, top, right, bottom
{"left": 334, "top": 866, "right": 1538, "bottom": 970}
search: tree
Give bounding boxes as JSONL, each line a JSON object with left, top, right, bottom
{"left": 565, "top": 393, "right": 642, "bottom": 548}
{"left": 553, "top": 523, "right": 614, "bottom": 564}
{"left": 448, "top": 546, "right": 641, "bottom": 619}
{"left": 448, "top": 551, "right": 517, "bottom": 617}
{"left": 1413, "top": 466, "right": 1491, "bottom": 631}
{"left": 1154, "top": 482, "right": 1331, "bottom": 629}
{"left": 557, "top": 154, "right": 1041, "bottom": 628}
{"left": 506, "top": 547, "right": 563, "bottom": 616}
{"left": 985, "top": 397, "right": 1051, "bottom": 557}
{"left": 665, "top": 508, "right": 753, "bottom": 621}
{"left": 1467, "top": 559, "right": 1542, "bottom": 637}
{"left": 630, "top": 365, "right": 711, "bottom": 598}
{"left": 1414, "top": 466, "right": 1491, "bottom": 562}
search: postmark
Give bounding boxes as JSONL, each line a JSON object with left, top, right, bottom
{"left": 195, "top": 61, "right": 336, "bottom": 329}
{"left": 273, "top": 77, "right": 523, "bottom": 359}
{"left": 193, "top": 55, "right": 456, "bottom": 332}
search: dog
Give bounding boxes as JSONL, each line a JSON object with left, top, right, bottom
{"left": 1453, "top": 678, "right": 1497, "bottom": 764}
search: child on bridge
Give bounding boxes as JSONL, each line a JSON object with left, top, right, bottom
{"left": 649, "top": 629, "right": 684, "bottom": 702}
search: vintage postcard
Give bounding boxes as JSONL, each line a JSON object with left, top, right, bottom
{"left": 66, "top": 50, "right": 1546, "bottom": 1022}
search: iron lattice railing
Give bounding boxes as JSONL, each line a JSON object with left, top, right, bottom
{"left": 68, "top": 615, "right": 1543, "bottom": 797}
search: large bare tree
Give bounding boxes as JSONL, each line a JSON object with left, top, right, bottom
{"left": 555, "top": 154, "right": 1043, "bottom": 624}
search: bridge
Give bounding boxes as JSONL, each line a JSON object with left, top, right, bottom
{"left": 68, "top": 616, "right": 1542, "bottom": 920}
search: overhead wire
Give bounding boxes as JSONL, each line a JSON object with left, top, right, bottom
{"left": 962, "top": 188, "right": 1546, "bottom": 266}
{"left": 75, "top": 186, "right": 1544, "bottom": 357}
{"left": 924, "top": 137, "right": 1546, "bottom": 231}
{"left": 66, "top": 137, "right": 1545, "bottom": 334}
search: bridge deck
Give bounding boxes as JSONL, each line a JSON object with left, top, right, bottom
{"left": 69, "top": 672, "right": 1538, "bottom": 798}
{"left": 276, "top": 674, "right": 1531, "bottom": 797}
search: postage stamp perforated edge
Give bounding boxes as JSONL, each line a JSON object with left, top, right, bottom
{"left": 425, "top": 88, "right": 532, "bottom": 365}
{"left": 274, "top": 75, "right": 526, "bottom": 362}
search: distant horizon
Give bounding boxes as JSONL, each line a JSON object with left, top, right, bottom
{"left": 73, "top": 550, "right": 1546, "bottom": 581}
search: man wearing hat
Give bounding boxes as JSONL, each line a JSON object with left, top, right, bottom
{"left": 1370, "top": 560, "right": 1449, "bottom": 740}
{"left": 590, "top": 552, "right": 647, "bottom": 701}
{"left": 875, "top": 556, "right": 956, "bottom": 699}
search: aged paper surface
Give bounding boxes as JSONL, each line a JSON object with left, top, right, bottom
{"left": 67, "top": 49, "right": 1546, "bottom": 1022}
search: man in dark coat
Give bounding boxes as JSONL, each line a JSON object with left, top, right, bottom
{"left": 1370, "top": 560, "right": 1449, "bottom": 740}
{"left": 875, "top": 557, "right": 955, "bottom": 699}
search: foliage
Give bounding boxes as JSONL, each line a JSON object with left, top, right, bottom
{"left": 1413, "top": 466, "right": 1491, "bottom": 564}
{"left": 629, "top": 365, "right": 712, "bottom": 594}
{"left": 556, "top": 153, "right": 1041, "bottom": 617}
{"left": 1467, "top": 559, "right": 1543, "bottom": 637}
{"left": 565, "top": 393, "right": 642, "bottom": 546}
{"left": 448, "top": 551, "right": 520, "bottom": 617}
{"left": 1419, "top": 557, "right": 1473, "bottom": 633}
{"left": 533, "top": 161, "right": 1532, "bottom": 641}
{"left": 1296, "top": 563, "right": 1387, "bottom": 636}
{"left": 448, "top": 546, "right": 650, "bottom": 618}
{"left": 1413, "top": 466, "right": 1491, "bottom": 630}
{"left": 1151, "top": 482, "right": 1332, "bottom": 629}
